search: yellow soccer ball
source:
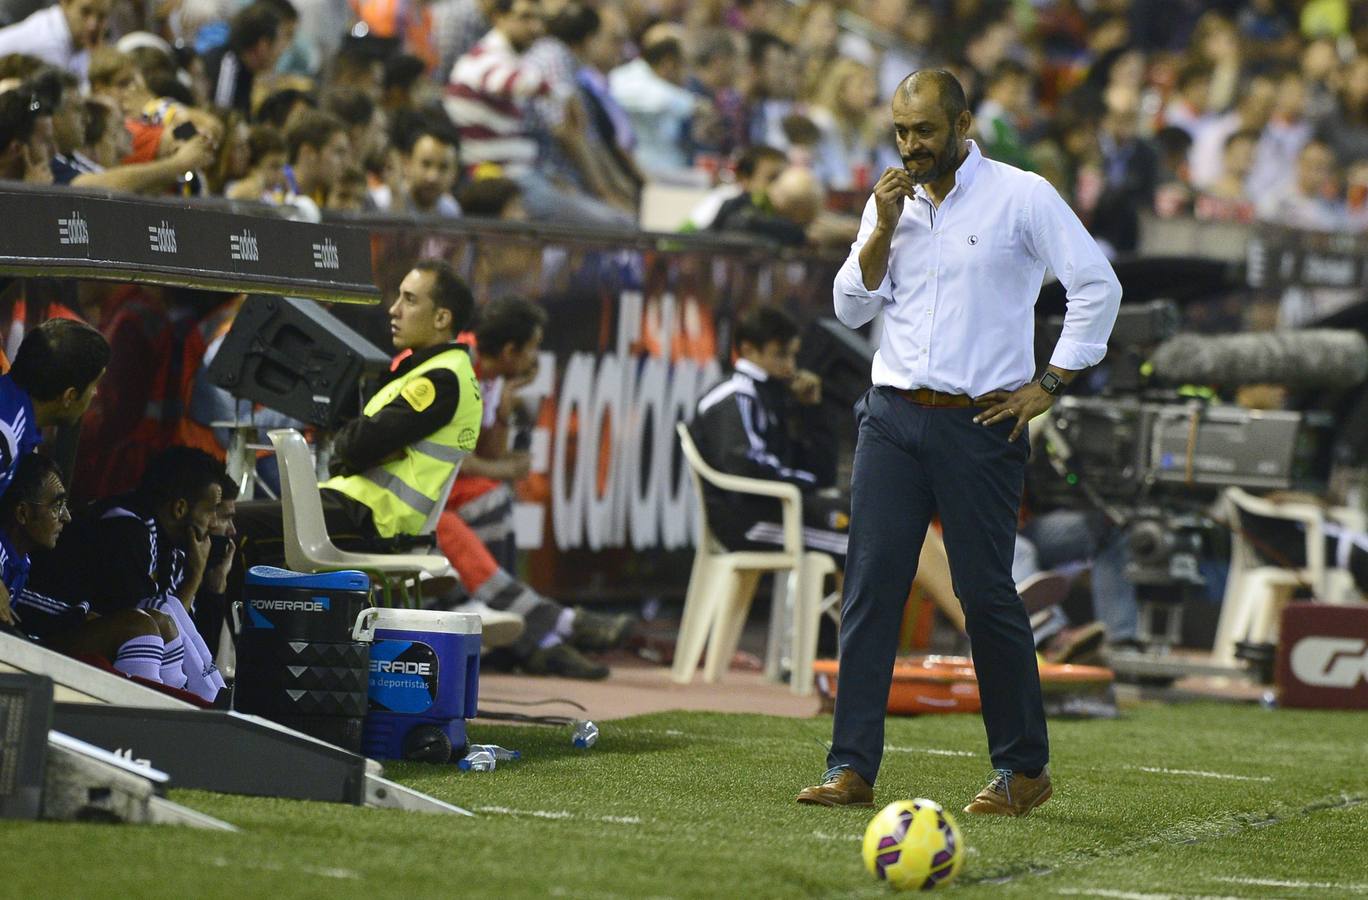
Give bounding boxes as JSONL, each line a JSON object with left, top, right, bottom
{"left": 861, "top": 798, "right": 965, "bottom": 891}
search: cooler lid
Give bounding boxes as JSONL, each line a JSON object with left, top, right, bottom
{"left": 245, "top": 565, "right": 371, "bottom": 592}
{"left": 372, "top": 608, "right": 482, "bottom": 635}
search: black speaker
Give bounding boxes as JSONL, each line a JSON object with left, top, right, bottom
{"left": 798, "top": 317, "right": 875, "bottom": 412}
{"left": 207, "top": 295, "right": 392, "bottom": 427}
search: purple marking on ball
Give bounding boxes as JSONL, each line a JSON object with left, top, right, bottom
{"left": 932, "top": 849, "right": 953, "bottom": 867}
{"left": 878, "top": 836, "right": 898, "bottom": 850}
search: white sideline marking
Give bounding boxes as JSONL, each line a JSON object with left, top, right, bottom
{"left": 1216, "top": 876, "right": 1368, "bottom": 893}
{"left": 1056, "top": 890, "right": 1245, "bottom": 900}
{"left": 209, "top": 857, "right": 358, "bottom": 880}
{"left": 476, "top": 805, "right": 643, "bottom": 826}
{"left": 883, "top": 745, "right": 978, "bottom": 758}
{"left": 1130, "top": 766, "right": 1272, "bottom": 783}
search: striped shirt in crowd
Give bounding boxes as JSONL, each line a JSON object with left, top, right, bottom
{"left": 445, "top": 29, "right": 567, "bottom": 174}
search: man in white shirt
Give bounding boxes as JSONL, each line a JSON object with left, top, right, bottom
{"left": 0, "top": 0, "right": 110, "bottom": 80}
{"left": 797, "top": 69, "right": 1120, "bottom": 817}
{"left": 608, "top": 35, "right": 696, "bottom": 176}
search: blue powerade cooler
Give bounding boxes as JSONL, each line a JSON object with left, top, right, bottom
{"left": 361, "top": 609, "right": 482, "bottom": 763}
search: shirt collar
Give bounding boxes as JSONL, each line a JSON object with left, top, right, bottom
{"left": 913, "top": 139, "right": 984, "bottom": 201}
{"left": 735, "top": 358, "right": 769, "bottom": 382}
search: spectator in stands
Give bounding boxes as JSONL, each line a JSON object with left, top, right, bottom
{"left": 1247, "top": 69, "right": 1313, "bottom": 197}
{"left": 0, "top": 77, "right": 55, "bottom": 185}
{"left": 255, "top": 87, "right": 315, "bottom": 130}
{"left": 1091, "top": 84, "right": 1159, "bottom": 257}
{"left": 1195, "top": 129, "right": 1258, "bottom": 222}
{"left": 1161, "top": 62, "right": 1215, "bottom": 141}
{"left": 327, "top": 39, "right": 384, "bottom": 102}
{"left": 0, "top": 453, "right": 171, "bottom": 684}
{"left": 327, "top": 164, "right": 370, "bottom": 211}
{"left": 323, "top": 86, "right": 386, "bottom": 171}
{"left": 973, "top": 59, "right": 1034, "bottom": 171}
{"left": 204, "top": 2, "right": 284, "bottom": 115}
{"left": 710, "top": 163, "right": 818, "bottom": 247}
{"left": 458, "top": 175, "right": 525, "bottom": 219}
{"left": 609, "top": 35, "right": 696, "bottom": 176}
{"left": 225, "top": 124, "right": 288, "bottom": 202}
{"left": 381, "top": 53, "right": 428, "bottom": 115}
{"left": 684, "top": 143, "right": 785, "bottom": 231}
{"left": 28, "top": 446, "right": 228, "bottom": 700}
{"left": 443, "top": 297, "right": 632, "bottom": 679}
{"left": 1299, "top": 38, "right": 1340, "bottom": 125}
{"left": 86, "top": 45, "right": 146, "bottom": 117}
{"left": 744, "top": 31, "right": 800, "bottom": 150}
{"left": 1317, "top": 55, "right": 1368, "bottom": 166}
{"left": 0, "top": 0, "right": 110, "bottom": 80}
{"left": 957, "top": 17, "right": 1017, "bottom": 112}
{"left": 446, "top": 0, "right": 629, "bottom": 227}
{"left": 1256, "top": 137, "right": 1345, "bottom": 232}
{"left": 43, "top": 67, "right": 217, "bottom": 193}
{"left": 390, "top": 115, "right": 461, "bottom": 217}
{"left": 0, "top": 318, "right": 107, "bottom": 499}
{"left": 562, "top": 2, "right": 641, "bottom": 202}
{"left": 1189, "top": 72, "right": 1275, "bottom": 189}
{"left": 685, "top": 29, "right": 744, "bottom": 161}
{"left": 80, "top": 96, "right": 126, "bottom": 167}
{"left": 283, "top": 109, "right": 350, "bottom": 220}
{"left": 807, "top": 57, "right": 881, "bottom": 190}
{"left": 1188, "top": 12, "right": 1242, "bottom": 114}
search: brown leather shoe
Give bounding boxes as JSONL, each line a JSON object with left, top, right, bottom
{"left": 963, "top": 767, "right": 1052, "bottom": 816}
{"left": 796, "top": 766, "right": 874, "bottom": 807}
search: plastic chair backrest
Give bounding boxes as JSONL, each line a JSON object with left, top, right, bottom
{"left": 676, "top": 422, "right": 723, "bottom": 551}
{"left": 267, "top": 428, "right": 337, "bottom": 564}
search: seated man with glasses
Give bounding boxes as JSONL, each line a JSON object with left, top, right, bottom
{"left": 1, "top": 452, "right": 176, "bottom": 687}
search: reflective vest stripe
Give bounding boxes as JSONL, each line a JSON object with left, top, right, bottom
{"left": 413, "top": 438, "right": 466, "bottom": 463}
{"left": 359, "top": 469, "right": 437, "bottom": 517}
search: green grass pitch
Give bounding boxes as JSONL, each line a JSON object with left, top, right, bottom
{"left": 4, "top": 702, "right": 1367, "bottom": 898}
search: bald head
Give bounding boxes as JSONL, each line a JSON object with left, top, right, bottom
{"left": 769, "top": 166, "right": 823, "bottom": 226}
{"left": 895, "top": 69, "right": 968, "bottom": 128}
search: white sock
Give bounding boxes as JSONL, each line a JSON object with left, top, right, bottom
{"left": 556, "top": 607, "right": 576, "bottom": 638}
{"left": 160, "top": 634, "right": 189, "bottom": 688}
{"left": 113, "top": 635, "right": 165, "bottom": 681}
{"left": 537, "top": 631, "right": 564, "bottom": 650}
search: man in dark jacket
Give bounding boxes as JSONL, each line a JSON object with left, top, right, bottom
{"left": 690, "top": 305, "right": 848, "bottom": 564}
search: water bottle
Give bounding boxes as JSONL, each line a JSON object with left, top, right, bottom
{"left": 467, "top": 743, "right": 520, "bottom": 762}
{"left": 571, "top": 719, "right": 599, "bottom": 749}
{"left": 458, "top": 748, "right": 496, "bottom": 771}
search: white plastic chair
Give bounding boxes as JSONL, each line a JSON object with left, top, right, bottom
{"left": 673, "top": 422, "right": 837, "bottom": 695}
{"left": 1212, "top": 487, "right": 1362, "bottom": 665}
{"left": 268, "top": 429, "right": 454, "bottom": 605}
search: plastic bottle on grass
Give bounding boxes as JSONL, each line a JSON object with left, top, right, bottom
{"left": 458, "top": 749, "right": 496, "bottom": 771}
{"left": 572, "top": 720, "right": 599, "bottom": 749}
{"left": 468, "top": 744, "right": 521, "bottom": 762}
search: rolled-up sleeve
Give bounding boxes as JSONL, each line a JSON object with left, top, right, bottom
{"left": 833, "top": 195, "right": 895, "bottom": 328}
{"left": 1026, "top": 179, "right": 1122, "bottom": 371}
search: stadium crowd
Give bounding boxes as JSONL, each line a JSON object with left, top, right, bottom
{"left": 0, "top": 0, "right": 1363, "bottom": 245}
{"left": 3, "top": 0, "right": 1368, "bottom": 697}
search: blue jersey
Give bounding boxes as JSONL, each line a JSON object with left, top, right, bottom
{"left": 0, "top": 528, "right": 28, "bottom": 597}
{"left": 0, "top": 375, "right": 39, "bottom": 499}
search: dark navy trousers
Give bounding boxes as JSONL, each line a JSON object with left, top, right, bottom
{"left": 827, "top": 386, "right": 1049, "bottom": 785}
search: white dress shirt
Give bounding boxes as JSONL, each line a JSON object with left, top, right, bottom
{"left": 834, "top": 140, "right": 1122, "bottom": 397}
{"left": 0, "top": 6, "right": 88, "bottom": 79}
